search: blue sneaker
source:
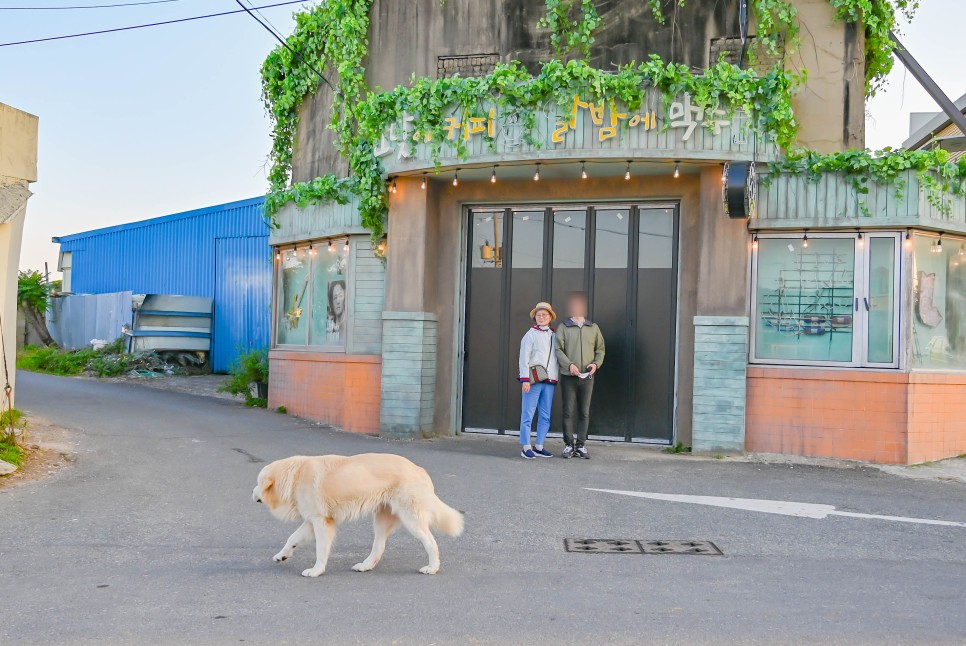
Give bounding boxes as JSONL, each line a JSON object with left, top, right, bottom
{"left": 520, "top": 448, "right": 536, "bottom": 460}
{"left": 533, "top": 447, "right": 553, "bottom": 458}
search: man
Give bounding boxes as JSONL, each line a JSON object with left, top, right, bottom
{"left": 554, "top": 292, "right": 605, "bottom": 459}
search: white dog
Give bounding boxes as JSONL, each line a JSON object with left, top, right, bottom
{"left": 252, "top": 453, "right": 464, "bottom": 577}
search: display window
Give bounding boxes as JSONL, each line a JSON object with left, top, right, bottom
{"left": 274, "top": 239, "right": 350, "bottom": 350}
{"left": 751, "top": 232, "right": 900, "bottom": 368}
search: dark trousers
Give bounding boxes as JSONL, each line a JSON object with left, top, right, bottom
{"left": 561, "top": 375, "right": 594, "bottom": 447}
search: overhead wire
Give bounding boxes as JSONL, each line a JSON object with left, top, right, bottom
{"left": 232, "top": 0, "right": 333, "bottom": 90}
{"left": 0, "top": 0, "right": 311, "bottom": 47}
{"left": 0, "top": 0, "right": 183, "bottom": 9}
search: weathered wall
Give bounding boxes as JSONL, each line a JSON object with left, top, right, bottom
{"left": 0, "top": 102, "right": 39, "bottom": 408}
{"left": 291, "top": 0, "right": 863, "bottom": 182}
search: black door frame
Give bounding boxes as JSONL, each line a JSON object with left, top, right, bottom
{"left": 461, "top": 201, "right": 680, "bottom": 443}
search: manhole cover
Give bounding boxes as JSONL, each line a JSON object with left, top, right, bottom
{"left": 565, "top": 539, "right": 723, "bottom": 555}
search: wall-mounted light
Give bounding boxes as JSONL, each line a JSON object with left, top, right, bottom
{"left": 752, "top": 233, "right": 759, "bottom": 250}
{"left": 491, "top": 166, "right": 497, "bottom": 183}
{"left": 452, "top": 169, "right": 459, "bottom": 187}
{"left": 905, "top": 229, "right": 913, "bottom": 249}
{"left": 802, "top": 231, "right": 809, "bottom": 249}
{"left": 624, "top": 161, "right": 632, "bottom": 181}
{"left": 857, "top": 231, "right": 864, "bottom": 249}
{"left": 673, "top": 161, "right": 681, "bottom": 179}
{"left": 533, "top": 164, "right": 540, "bottom": 181}
{"left": 581, "top": 161, "right": 588, "bottom": 179}
{"left": 421, "top": 174, "right": 427, "bottom": 190}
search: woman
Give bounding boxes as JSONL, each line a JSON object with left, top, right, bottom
{"left": 326, "top": 279, "right": 347, "bottom": 342}
{"left": 517, "top": 301, "right": 560, "bottom": 459}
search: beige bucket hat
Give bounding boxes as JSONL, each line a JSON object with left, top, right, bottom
{"left": 529, "top": 301, "right": 557, "bottom": 320}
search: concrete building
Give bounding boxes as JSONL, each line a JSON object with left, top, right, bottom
{"left": 266, "top": 0, "right": 966, "bottom": 463}
{"left": 0, "top": 102, "right": 39, "bottom": 408}
{"left": 904, "top": 92, "right": 966, "bottom": 161}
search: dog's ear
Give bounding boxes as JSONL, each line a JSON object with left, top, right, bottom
{"left": 262, "top": 476, "right": 274, "bottom": 490}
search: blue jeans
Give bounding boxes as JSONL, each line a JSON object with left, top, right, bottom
{"left": 519, "top": 382, "right": 555, "bottom": 446}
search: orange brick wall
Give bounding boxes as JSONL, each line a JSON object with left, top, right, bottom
{"left": 268, "top": 350, "right": 381, "bottom": 435}
{"left": 907, "top": 374, "right": 966, "bottom": 464}
{"left": 747, "top": 367, "right": 966, "bottom": 464}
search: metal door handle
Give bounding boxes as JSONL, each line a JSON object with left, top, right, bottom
{"left": 864, "top": 297, "right": 870, "bottom": 311}
{"left": 855, "top": 298, "right": 859, "bottom": 311}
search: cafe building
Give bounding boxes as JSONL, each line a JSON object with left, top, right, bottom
{"left": 266, "top": 0, "right": 966, "bottom": 464}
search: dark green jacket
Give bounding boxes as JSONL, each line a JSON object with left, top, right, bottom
{"left": 555, "top": 318, "right": 605, "bottom": 372}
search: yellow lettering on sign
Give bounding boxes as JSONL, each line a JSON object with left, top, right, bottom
{"left": 444, "top": 117, "right": 463, "bottom": 141}
{"left": 552, "top": 119, "right": 569, "bottom": 143}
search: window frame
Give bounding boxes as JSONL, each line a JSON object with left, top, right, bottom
{"left": 272, "top": 238, "right": 352, "bottom": 352}
{"left": 749, "top": 231, "right": 902, "bottom": 369}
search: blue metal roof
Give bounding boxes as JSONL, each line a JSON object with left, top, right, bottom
{"left": 54, "top": 197, "right": 272, "bottom": 372}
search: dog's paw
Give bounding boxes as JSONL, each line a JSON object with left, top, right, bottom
{"left": 419, "top": 565, "right": 439, "bottom": 575}
{"left": 352, "top": 562, "right": 374, "bottom": 572}
{"left": 301, "top": 568, "right": 324, "bottom": 578}
{"left": 273, "top": 552, "right": 289, "bottom": 563}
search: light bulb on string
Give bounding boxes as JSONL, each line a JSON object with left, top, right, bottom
{"left": 857, "top": 232, "right": 864, "bottom": 249}
{"left": 752, "top": 234, "right": 759, "bottom": 250}
{"left": 533, "top": 165, "right": 540, "bottom": 181}
{"left": 275, "top": 248, "right": 281, "bottom": 261}
{"left": 491, "top": 167, "right": 497, "bottom": 183}
{"left": 802, "top": 232, "right": 809, "bottom": 249}
{"left": 937, "top": 235, "right": 943, "bottom": 254}
{"left": 905, "top": 230, "right": 913, "bottom": 250}
{"left": 420, "top": 174, "right": 427, "bottom": 190}
{"left": 328, "top": 239, "right": 335, "bottom": 254}
{"left": 624, "top": 161, "right": 631, "bottom": 181}
{"left": 673, "top": 161, "right": 681, "bottom": 179}
{"left": 452, "top": 170, "right": 459, "bottom": 187}
{"left": 581, "top": 162, "right": 588, "bottom": 179}
{"left": 390, "top": 179, "right": 397, "bottom": 194}
{"left": 344, "top": 239, "right": 350, "bottom": 253}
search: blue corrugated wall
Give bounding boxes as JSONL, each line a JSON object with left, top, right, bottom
{"left": 55, "top": 197, "right": 271, "bottom": 372}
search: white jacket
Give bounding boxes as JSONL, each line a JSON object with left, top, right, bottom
{"left": 518, "top": 326, "right": 560, "bottom": 383}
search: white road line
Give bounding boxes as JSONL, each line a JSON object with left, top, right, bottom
{"left": 587, "top": 489, "right": 966, "bottom": 528}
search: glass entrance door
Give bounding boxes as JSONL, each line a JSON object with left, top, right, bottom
{"left": 462, "top": 203, "right": 679, "bottom": 443}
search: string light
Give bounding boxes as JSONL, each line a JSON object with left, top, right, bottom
{"left": 673, "top": 161, "right": 681, "bottom": 179}
{"left": 937, "top": 234, "right": 943, "bottom": 254}
{"left": 491, "top": 166, "right": 497, "bottom": 183}
{"left": 533, "top": 164, "right": 540, "bottom": 181}
{"left": 309, "top": 242, "right": 316, "bottom": 256}
{"left": 752, "top": 234, "right": 759, "bottom": 250}
{"left": 959, "top": 244, "right": 965, "bottom": 257}
{"left": 452, "top": 169, "right": 459, "bottom": 187}
{"left": 344, "top": 238, "right": 350, "bottom": 253}
{"left": 421, "top": 174, "right": 427, "bottom": 190}
{"left": 581, "top": 161, "right": 588, "bottom": 179}
{"left": 802, "top": 231, "right": 809, "bottom": 249}
{"left": 328, "top": 239, "right": 335, "bottom": 254}
{"left": 275, "top": 248, "right": 281, "bottom": 261}
{"left": 857, "top": 231, "right": 864, "bottom": 249}
{"left": 905, "top": 229, "right": 913, "bottom": 249}
{"left": 624, "top": 161, "right": 631, "bottom": 181}
{"left": 390, "top": 179, "right": 397, "bottom": 194}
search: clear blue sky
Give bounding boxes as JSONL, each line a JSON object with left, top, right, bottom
{"left": 3, "top": 0, "right": 963, "bottom": 275}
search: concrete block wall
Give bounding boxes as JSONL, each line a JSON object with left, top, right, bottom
{"left": 691, "top": 316, "right": 749, "bottom": 452}
{"left": 380, "top": 312, "right": 437, "bottom": 440}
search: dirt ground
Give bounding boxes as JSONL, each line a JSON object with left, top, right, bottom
{"left": 0, "top": 416, "right": 75, "bottom": 491}
{"left": 92, "top": 373, "right": 239, "bottom": 401}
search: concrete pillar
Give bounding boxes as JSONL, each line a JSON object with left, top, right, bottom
{"left": 0, "top": 207, "right": 27, "bottom": 408}
{"left": 691, "top": 166, "right": 752, "bottom": 452}
{"left": 380, "top": 177, "right": 438, "bottom": 439}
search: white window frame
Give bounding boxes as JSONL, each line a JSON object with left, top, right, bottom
{"left": 750, "top": 232, "right": 901, "bottom": 369}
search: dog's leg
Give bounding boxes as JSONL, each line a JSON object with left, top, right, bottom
{"left": 353, "top": 507, "right": 399, "bottom": 572}
{"left": 274, "top": 520, "right": 313, "bottom": 563}
{"left": 301, "top": 516, "right": 336, "bottom": 578}
{"left": 399, "top": 513, "right": 441, "bottom": 575}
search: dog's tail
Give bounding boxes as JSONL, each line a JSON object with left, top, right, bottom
{"left": 429, "top": 495, "right": 465, "bottom": 537}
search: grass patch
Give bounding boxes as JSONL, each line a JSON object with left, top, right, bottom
{"left": 662, "top": 442, "right": 691, "bottom": 454}
{"left": 17, "top": 339, "right": 180, "bottom": 378}
{"left": 0, "top": 440, "right": 24, "bottom": 467}
{"left": 0, "top": 408, "right": 27, "bottom": 468}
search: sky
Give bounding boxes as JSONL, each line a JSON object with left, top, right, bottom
{"left": 2, "top": 0, "right": 963, "bottom": 275}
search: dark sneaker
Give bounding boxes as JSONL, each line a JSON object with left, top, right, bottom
{"left": 533, "top": 447, "right": 553, "bottom": 458}
{"left": 575, "top": 446, "right": 590, "bottom": 459}
{"left": 520, "top": 448, "right": 536, "bottom": 460}
{"left": 561, "top": 445, "right": 575, "bottom": 459}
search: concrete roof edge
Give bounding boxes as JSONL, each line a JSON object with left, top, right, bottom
{"left": 902, "top": 92, "right": 966, "bottom": 150}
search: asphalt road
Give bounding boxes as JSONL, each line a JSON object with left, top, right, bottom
{"left": 2, "top": 372, "right": 965, "bottom": 645}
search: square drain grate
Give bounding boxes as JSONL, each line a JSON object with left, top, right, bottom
{"left": 565, "top": 539, "right": 723, "bottom": 555}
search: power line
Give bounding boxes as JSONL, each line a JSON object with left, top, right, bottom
{"left": 0, "top": 0, "right": 310, "bottom": 47}
{"left": 233, "top": 0, "right": 333, "bottom": 91}
{"left": 0, "top": 0, "right": 183, "bottom": 10}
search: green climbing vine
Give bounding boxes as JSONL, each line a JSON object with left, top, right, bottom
{"left": 259, "top": 0, "right": 931, "bottom": 237}
{"left": 770, "top": 147, "right": 966, "bottom": 214}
